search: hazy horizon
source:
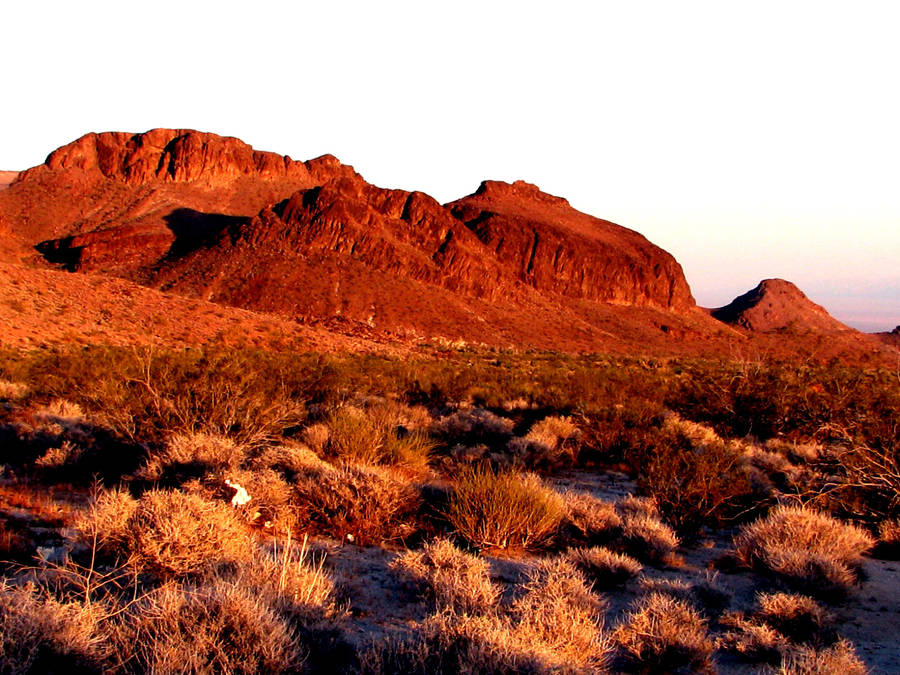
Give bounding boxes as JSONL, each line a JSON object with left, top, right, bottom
{"left": 3, "top": 2, "right": 897, "bottom": 332}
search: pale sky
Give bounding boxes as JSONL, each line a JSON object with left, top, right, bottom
{"left": 3, "top": 1, "right": 897, "bottom": 331}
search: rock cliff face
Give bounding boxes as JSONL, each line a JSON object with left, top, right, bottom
{"left": 28, "top": 129, "right": 312, "bottom": 185}
{"left": 1, "top": 130, "right": 353, "bottom": 270}
{"left": 448, "top": 180, "right": 695, "bottom": 311}
{"left": 712, "top": 279, "right": 849, "bottom": 332}
{"left": 2, "top": 129, "right": 721, "bottom": 351}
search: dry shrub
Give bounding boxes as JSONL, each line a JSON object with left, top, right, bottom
{"left": 392, "top": 538, "right": 500, "bottom": 614}
{"left": 81, "top": 489, "right": 253, "bottom": 578}
{"left": 638, "top": 573, "right": 730, "bottom": 616}
{"left": 777, "top": 639, "right": 867, "bottom": 675}
{"left": 876, "top": 518, "right": 900, "bottom": 558}
{"left": 76, "top": 487, "right": 138, "bottom": 550}
{"left": 438, "top": 408, "right": 515, "bottom": 444}
{"left": 0, "top": 379, "right": 29, "bottom": 400}
{"left": 0, "top": 583, "right": 106, "bottom": 673}
{"left": 733, "top": 505, "right": 875, "bottom": 596}
{"left": 506, "top": 415, "right": 581, "bottom": 468}
{"left": 634, "top": 415, "right": 756, "bottom": 532}
{"left": 136, "top": 431, "right": 247, "bottom": 481}
{"left": 115, "top": 579, "right": 304, "bottom": 674}
{"left": 564, "top": 547, "right": 642, "bottom": 588}
{"left": 253, "top": 441, "right": 332, "bottom": 476}
{"left": 562, "top": 492, "right": 622, "bottom": 545}
{"left": 613, "top": 592, "right": 714, "bottom": 673}
{"left": 362, "top": 559, "right": 612, "bottom": 674}
{"left": 756, "top": 592, "right": 835, "bottom": 644}
{"left": 446, "top": 465, "right": 565, "bottom": 553}
{"left": 358, "top": 612, "right": 549, "bottom": 674}
{"left": 510, "top": 558, "right": 610, "bottom": 671}
{"left": 718, "top": 592, "right": 835, "bottom": 664}
{"left": 620, "top": 512, "right": 680, "bottom": 565}
{"left": 717, "top": 613, "right": 787, "bottom": 663}
{"left": 293, "top": 462, "right": 421, "bottom": 545}
{"left": 325, "top": 405, "right": 434, "bottom": 471}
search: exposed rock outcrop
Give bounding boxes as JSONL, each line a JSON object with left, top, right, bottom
{"left": 447, "top": 180, "right": 694, "bottom": 311}
{"left": 24, "top": 129, "right": 312, "bottom": 185}
{"left": 712, "top": 279, "right": 850, "bottom": 332}
{"left": 2, "top": 128, "right": 738, "bottom": 352}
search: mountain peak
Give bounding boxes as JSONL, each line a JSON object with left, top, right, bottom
{"left": 712, "top": 278, "right": 849, "bottom": 332}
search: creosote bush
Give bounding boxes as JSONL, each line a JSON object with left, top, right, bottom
{"left": 733, "top": 505, "right": 875, "bottom": 596}
{"left": 446, "top": 465, "right": 565, "bottom": 553}
{"left": 392, "top": 538, "right": 500, "bottom": 614}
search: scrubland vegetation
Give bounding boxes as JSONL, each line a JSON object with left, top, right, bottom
{"left": 0, "top": 344, "right": 897, "bottom": 672}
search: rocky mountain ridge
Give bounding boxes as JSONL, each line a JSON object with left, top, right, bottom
{"left": 0, "top": 129, "right": 894, "bottom": 361}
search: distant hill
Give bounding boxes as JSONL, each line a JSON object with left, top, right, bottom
{"left": 711, "top": 279, "right": 852, "bottom": 333}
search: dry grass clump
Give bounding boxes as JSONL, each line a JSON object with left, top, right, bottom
{"left": 438, "top": 408, "right": 515, "bottom": 443}
{"left": 392, "top": 538, "right": 500, "bottom": 614}
{"left": 510, "top": 558, "right": 610, "bottom": 671}
{"left": 718, "top": 592, "right": 835, "bottom": 663}
{"left": 115, "top": 579, "right": 304, "bottom": 674}
{"left": 562, "top": 492, "right": 622, "bottom": 545}
{"left": 358, "top": 611, "right": 550, "bottom": 674}
{"left": 777, "top": 639, "right": 867, "bottom": 675}
{"left": 505, "top": 415, "right": 581, "bottom": 468}
{"left": 756, "top": 592, "right": 835, "bottom": 643}
{"left": 0, "top": 583, "right": 106, "bottom": 673}
{"left": 564, "top": 546, "right": 642, "bottom": 588}
{"left": 324, "top": 404, "right": 434, "bottom": 472}
{"left": 446, "top": 465, "right": 565, "bottom": 553}
{"left": 613, "top": 592, "right": 714, "bottom": 673}
{"left": 293, "top": 461, "right": 421, "bottom": 545}
{"left": 733, "top": 505, "right": 874, "bottom": 596}
{"left": 363, "top": 559, "right": 612, "bottom": 673}
{"left": 638, "top": 573, "right": 730, "bottom": 616}
{"left": 0, "top": 379, "right": 29, "bottom": 401}
{"left": 81, "top": 488, "right": 253, "bottom": 578}
{"left": 136, "top": 431, "right": 247, "bottom": 481}
{"left": 620, "top": 512, "right": 680, "bottom": 565}
{"left": 876, "top": 518, "right": 900, "bottom": 558}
